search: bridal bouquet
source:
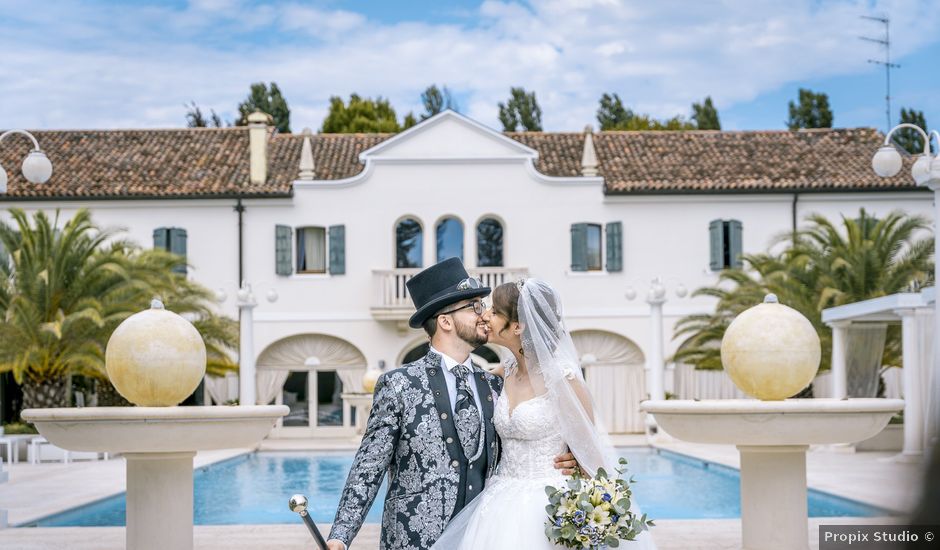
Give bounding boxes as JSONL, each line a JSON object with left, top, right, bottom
{"left": 544, "top": 458, "right": 654, "bottom": 549}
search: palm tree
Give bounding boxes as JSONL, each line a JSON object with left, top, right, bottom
{"left": 0, "top": 208, "right": 237, "bottom": 409}
{"left": 674, "top": 209, "right": 933, "bottom": 381}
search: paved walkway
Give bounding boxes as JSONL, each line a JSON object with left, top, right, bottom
{"left": 0, "top": 435, "right": 927, "bottom": 549}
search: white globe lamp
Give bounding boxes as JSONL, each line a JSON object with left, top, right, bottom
{"left": 871, "top": 145, "right": 902, "bottom": 178}
{"left": 21, "top": 150, "right": 53, "bottom": 184}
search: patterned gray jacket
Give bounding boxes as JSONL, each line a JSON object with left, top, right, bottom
{"left": 328, "top": 350, "right": 503, "bottom": 549}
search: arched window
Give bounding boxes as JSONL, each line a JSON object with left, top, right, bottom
{"left": 396, "top": 218, "right": 423, "bottom": 268}
{"left": 476, "top": 217, "right": 503, "bottom": 267}
{"left": 436, "top": 217, "right": 463, "bottom": 263}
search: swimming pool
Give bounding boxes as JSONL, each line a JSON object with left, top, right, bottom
{"left": 28, "top": 448, "right": 894, "bottom": 527}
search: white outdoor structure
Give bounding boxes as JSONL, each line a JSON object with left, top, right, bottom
{"left": 0, "top": 111, "right": 932, "bottom": 435}
{"left": 23, "top": 406, "right": 287, "bottom": 550}
{"left": 822, "top": 288, "right": 937, "bottom": 461}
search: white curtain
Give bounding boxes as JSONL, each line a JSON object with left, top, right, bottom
{"left": 204, "top": 372, "right": 239, "bottom": 405}
{"left": 257, "top": 370, "right": 291, "bottom": 406}
{"left": 584, "top": 363, "right": 647, "bottom": 432}
{"left": 306, "top": 227, "right": 326, "bottom": 272}
{"left": 205, "top": 374, "right": 229, "bottom": 405}
{"left": 335, "top": 366, "right": 365, "bottom": 393}
{"left": 571, "top": 330, "right": 646, "bottom": 433}
{"left": 881, "top": 367, "right": 904, "bottom": 399}
{"left": 845, "top": 324, "right": 888, "bottom": 397}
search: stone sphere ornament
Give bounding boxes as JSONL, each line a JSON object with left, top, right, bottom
{"left": 105, "top": 299, "right": 207, "bottom": 406}
{"left": 720, "top": 294, "right": 821, "bottom": 401}
{"left": 361, "top": 368, "right": 381, "bottom": 394}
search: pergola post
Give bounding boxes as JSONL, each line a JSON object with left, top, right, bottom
{"left": 895, "top": 308, "right": 924, "bottom": 461}
{"left": 828, "top": 321, "right": 851, "bottom": 400}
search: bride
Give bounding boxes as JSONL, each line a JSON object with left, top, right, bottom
{"left": 432, "top": 279, "right": 655, "bottom": 549}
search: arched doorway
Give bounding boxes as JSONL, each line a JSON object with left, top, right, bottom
{"left": 256, "top": 333, "right": 367, "bottom": 437}
{"left": 572, "top": 330, "right": 646, "bottom": 433}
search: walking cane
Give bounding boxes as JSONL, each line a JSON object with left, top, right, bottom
{"left": 289, "top": 494, "right": 329, "bottom": 550}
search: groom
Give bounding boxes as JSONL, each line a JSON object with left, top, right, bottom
{"left": 327, "top": 258, "right": 576, "bottom": 550}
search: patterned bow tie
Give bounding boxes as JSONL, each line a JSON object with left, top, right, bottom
{"left": 452, "top": 364, "right": 481, "bottom": 460}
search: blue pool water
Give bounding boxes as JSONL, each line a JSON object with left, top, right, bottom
{"left": 29, "top": 448, "right": 894, "bottom": 527}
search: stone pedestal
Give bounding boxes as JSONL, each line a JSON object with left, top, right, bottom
{"left": 641, "top": 399, "right": 903, "bottom": 550}
{"left": 739, "top": 445, "right": 809, "bottom": 550}
{"left": 22, "top": 405, "right": 288, "bottom": 550}
{"left": 126, "top": 452, "right": 196, "bottom": 550}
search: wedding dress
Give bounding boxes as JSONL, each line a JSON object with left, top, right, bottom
{"left": 432, "top": 279, "right": 656, "bottom": 549}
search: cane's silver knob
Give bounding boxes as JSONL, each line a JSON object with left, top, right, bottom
{"left": 289, "top": 494, "right": 309, "bottom": 514}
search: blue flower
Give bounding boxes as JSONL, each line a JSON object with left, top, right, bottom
{"left": 555, "top": 517, "right": 563, "bottom": 527}
{"left": 611, "top": 514, "right": 620, "bottom": 523}
{"left": 602, "top": 493, "right": 612, "bottom": 502}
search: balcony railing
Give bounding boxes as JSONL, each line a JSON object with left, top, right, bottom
{"left": 371, "top": 266, "right": 530, "bottom": 323}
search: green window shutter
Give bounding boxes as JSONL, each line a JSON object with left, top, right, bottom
{"left": 570, "top": 223, "right": 588, "bottom": 272}
{"left": 169, "top": 228, "right": 187, "bottom": 275}
{"left": 329, "top": 225, "right": 346, "bottom": 275}
{"left": 605, "top": 221, "right": 623, "bottom": 272}
{"left": 709, "top": 220, "right": 723, "bottom": 271}
{"left": 153, "top": 227, "right": 169, "bottom": 251}
{"left": 728, "top": 219, "right": 743, "bottom": 269}
{"left": 275, "top": 225, "right": 292, "bottom": 276}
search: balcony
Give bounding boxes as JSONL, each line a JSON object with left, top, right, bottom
{"left": 371, "top": 267, "right": 530, "bottom": 327}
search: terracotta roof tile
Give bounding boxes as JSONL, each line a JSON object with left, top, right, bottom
{"left": 0, "top": 126, "right": 916, "bottom": 200}
{"left": 586, "top": 128, "right": 913, "bottom": 193}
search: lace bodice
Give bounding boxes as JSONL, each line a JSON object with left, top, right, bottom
{"left": 493, "top": 392, "right": 567, "bottom": 479}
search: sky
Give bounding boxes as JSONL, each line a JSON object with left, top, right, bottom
{"left": 1, "top": 0, "right": 938, "bottom": 134}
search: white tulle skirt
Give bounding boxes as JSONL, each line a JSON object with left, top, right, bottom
{"left": 433, "top": 472, "right": 567, "bottom": 549}
{"left": 431, "top": 472, "right": 657, "bottom": 550}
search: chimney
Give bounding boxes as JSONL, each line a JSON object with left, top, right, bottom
{"left": 581, "top": 125, "right": 598, "bottom": 177}
{"left": 248, "top": 110, "right": 272, "bottom": 185}
{"left": 298, "top": 127, "right": 315, "bottom": 180}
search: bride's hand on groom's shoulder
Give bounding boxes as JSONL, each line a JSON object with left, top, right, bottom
{"left": 553, "top": 451, "right": 579, "bottom": 475}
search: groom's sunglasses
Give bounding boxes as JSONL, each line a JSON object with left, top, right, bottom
{"left": 437, "top": 300, "right": 487, "bottom": 317}
{"left": 456, "top": 277, "right": 482, "bottom": 291}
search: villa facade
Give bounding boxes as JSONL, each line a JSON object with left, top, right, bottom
{"left": 0, "top": 111, "right": 930, "bottom": 435}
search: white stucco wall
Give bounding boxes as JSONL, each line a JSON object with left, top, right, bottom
{"left": 2, "top": 113, "right": 933, "bottom": 422}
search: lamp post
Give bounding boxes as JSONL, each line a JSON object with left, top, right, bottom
{"left": 216, "top": 281, "right": 278, "bottom": 406}
{"left": 871, "top": 124, "right": 940, "bottom": 456}
{"left": 0, "top": 130, "right": 54, "bottom": 192}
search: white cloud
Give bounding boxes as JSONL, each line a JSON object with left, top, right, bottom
{"left": 0, "top": 0, "right": 937, "bottom": 132}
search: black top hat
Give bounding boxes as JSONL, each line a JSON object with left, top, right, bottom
{"left": 407, "top": 257, "right": 491, "bottom": 329}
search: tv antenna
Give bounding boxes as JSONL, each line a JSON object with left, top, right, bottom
{"left": 859, "top": 15, "right": 900, "bottom": 132}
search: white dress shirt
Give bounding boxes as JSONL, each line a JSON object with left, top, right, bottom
{"left": 429, "top": 345, "right": 483, "bottom": 416}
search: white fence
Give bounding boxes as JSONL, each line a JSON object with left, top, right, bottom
{"left": 372, "top": 267, "right": 530, "bottom": 309}
{"left": 674, "top": 363, "right": 904, "bottom": 400}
